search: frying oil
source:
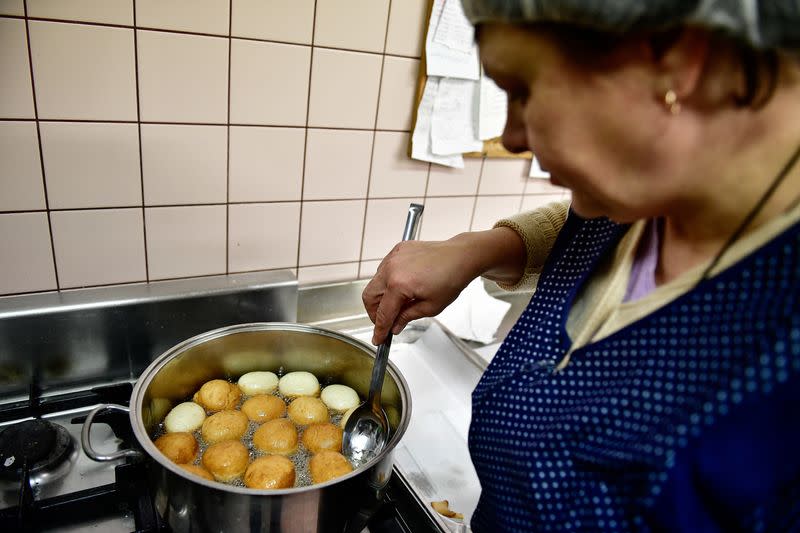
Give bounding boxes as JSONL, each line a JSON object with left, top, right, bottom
{"left": 152, "top": 373, "right": 356, "bottom": 489}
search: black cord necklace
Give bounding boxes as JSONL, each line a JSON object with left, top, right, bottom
{"left": 697, "top": 140, "right": 800, "bottom": 283}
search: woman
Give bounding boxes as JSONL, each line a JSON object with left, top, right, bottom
{"left": 363, "top": 1, "right": 800, "bottom": 531}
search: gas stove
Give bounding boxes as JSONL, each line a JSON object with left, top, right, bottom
{"left": 0, "top": 272, "right": 443, "bottom": 533}
{"left": 0, "top": 381, "right": 440, "bottom": 533}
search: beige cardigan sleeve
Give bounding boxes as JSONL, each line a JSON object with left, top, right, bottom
{"left": 490, "top": 199, "right": 571, "bottom": 291}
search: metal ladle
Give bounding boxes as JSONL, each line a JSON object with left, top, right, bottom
{"left": 343, "top": 203, "right": 424, "bottom": 466}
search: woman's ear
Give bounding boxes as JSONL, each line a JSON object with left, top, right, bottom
{"left": 652, "top": 27, "right": 711, "bottom": 101}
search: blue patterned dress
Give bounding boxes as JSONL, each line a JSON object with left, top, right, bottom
{"left": 468, "top": 212, "right": 800, "bottom": 532}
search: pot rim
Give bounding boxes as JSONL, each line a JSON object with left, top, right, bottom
{"left": 129, "top": 322, "right": 412, "bottom": 496}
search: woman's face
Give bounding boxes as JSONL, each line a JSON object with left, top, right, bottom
{"left": 479, "top": 23, "right": 684, "bottom": 222}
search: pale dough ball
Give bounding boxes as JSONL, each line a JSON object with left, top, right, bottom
{"left": 241, "top": 395, "right": 286, "bottom": 423}
{"left": 309, "top": 451, "right": 353, "bottom": 484}
{"left": 253, "top": 418, "right": 298, "bottom": 455}
{"left": 179, "top": 463, "right": 215, "bottom": 481}
{"left": 244, "top": 455, "right": 296, "bottom": 489}
{"left": 238, "top": 371, "right": 279, "bottom": 396}
{"left": 302, "top": 423, "right": 343, "bottom": 454}
{"left": 320, "top": 384, "right": 360, "bottom": 413}
{"left": 193, "top": 379, "right": 241, "bottom": 412}
{"left": 340, "top": 406, "right": 357, "bottom": 429}
{"left": 164, "top": 402, "right": 206, "bottom": 433}
{"left": 278, "top": 371, "right": 320, "bottom": 398}
{"left": 201, "top": 410, "right": 249, "bottom": 444}
{"left": 202, "top": 440, "right": 250, "bottom": 482}
{"left": 154, "top": 432, "right": 198, "bottom": 464}
{"left": 288, "top": 397, "right": 329, "bottom": 426}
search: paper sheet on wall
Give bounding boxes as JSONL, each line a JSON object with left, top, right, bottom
{"left": 426, "top": 0, "right": 480, "bottom": 80}
{"left": 478, "top": 71, "right": 507, "bottom": 140}
{"left": 433, "top": 0, "right": 475, "bottom": 52}
{"left": 529, "top": 156, "right": 551, "bottom": 178}
{"left": 412, "top": 77, "right": 465, "bottom": 168}
{"left": 431, "top": 78, "right": 483, "bottom": 156}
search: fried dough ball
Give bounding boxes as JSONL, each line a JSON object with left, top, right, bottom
{"left": 241, "top": 395, "right": 286, "bottom": 423}
{"left": 193, "top": 379, "right": 241, "bottom": 412}
{"left": 244, "top": 455, "right": 296, "bottom": 489}
{"left": 340, "top": 406, "right": 357, "bottom": 429}
{"left": 179, "top": 463, "right": 215, "bottom": 481}
{"left": 202, "top": 440, "right": 249, "bottom": 482}
{"left": 238, "top": 371, "right": 279, "bottom": 396}
{"left": 253, "top": 418, "right": 298, "bottom": 455}
{"left": 288, "top": 397, "right": 328, "bottom": 426}
{"left": 278, "top": 371, "right": 320, "bottom": 398}
{"left": 154, "top": 432, "right": 199, "bottom": 464}
{"left": 301, "top": 423, "right": 343, "bottom": 454}
{"left": 320, "top": 384, "right": 360, "bottom": 413}
{"left": 309, "top": 451, "right": 353, "bottom": 484}
{"left": 164, "top": 402, "right": 206, "bottom": 433}
{"left": 201, "top": 410, "right": 249, "bottom": 444}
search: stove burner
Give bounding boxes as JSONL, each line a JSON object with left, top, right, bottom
{"left": 0, "top": 419, "right": 74, "bottom": 483}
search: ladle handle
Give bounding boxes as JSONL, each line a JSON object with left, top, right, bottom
{"left": 367, "top": 203, "right": 424, "bottom": 410}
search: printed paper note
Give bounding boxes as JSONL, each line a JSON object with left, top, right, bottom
{"left": 431, "top": 78, "right": 483, "bottom": 156}
{"left": 412, "top": 77, "right": 465, "bottom": 168}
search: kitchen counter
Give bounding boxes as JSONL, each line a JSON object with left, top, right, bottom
{"left": 299, "top": 279, "right": 532, "bottom": 532}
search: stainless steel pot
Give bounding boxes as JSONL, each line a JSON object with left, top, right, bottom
{"left": 81, "top": 323, "right": 411, "bottom": 533}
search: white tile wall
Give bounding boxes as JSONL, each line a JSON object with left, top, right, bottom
{"left": 27, "top": 0, "right": 133, "bottom": 25}
{"left": 40, "top": 122, "right": 141, "bottom": 208}
{"left": 0, "top": 18, "right": 35, "bottom": 118}
{"left": 228, "top": 126, "right": 304, "bottom": 202}
{"left": 231, "top": 0, "right": 314, "bottom": 44}
{"left": 0, "top": 122, "right": 45, "bottom": 211}
{"left": 137, "top": 30, "right": 228, "bottom": 123}
{"left": 50, "top": 208, "right": 146, "bottom": 287}
{"left": 0, "top": 3, "right": 569, "bottom": 296}
{"left": 308, "top": 47, "right": 382, "bottom": 129}
{"left": 29, "top": 21, "right": 137, "bottom": 120}
{"left": 141, "top": 124, "right": 227, "bottom": 205}
{"left": 230, "top": 39, "right": 310, "bottom": 126}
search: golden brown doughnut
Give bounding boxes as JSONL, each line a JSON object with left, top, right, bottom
{"left": 201, "top": 410, "right": 249, "bottom": 444}
{"left": 301, "top": 423, "right": 343, "bottom": 454}
{"left": 241, "top": 395, "right": 286, "bottom": 423}
{"left": 287, "top": 396, "right": 329, "bottom": 426}
{"left": 202, "top": 440, "right": 249, "bottom": 482}
{"left": 309, "top": 451, "right": 353, "bottom": 484}
{"left": 154, "top": 432, "right": 198, "bottom": 464}
{"left": 193, "top": 379, "right": 241, "bottom": 412}
{"left": 252, "top": 418, "right": 298, "bottom": 455}
{"left": 244, "top": 455, "right": 296, "bottom": 489}
{"left": 179, "top": 463, "right": 215, "bottom": 481}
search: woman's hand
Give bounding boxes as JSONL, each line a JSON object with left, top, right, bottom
{"left": 362, "top": 227, "right": 527, "bottom": 344}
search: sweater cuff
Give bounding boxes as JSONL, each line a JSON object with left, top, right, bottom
{"left": 489, "top": 199, "right": 570, "bottom": 291}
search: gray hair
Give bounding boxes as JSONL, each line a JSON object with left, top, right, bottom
{"left": 460, "top": 0, "right": 800, "bottom": 50}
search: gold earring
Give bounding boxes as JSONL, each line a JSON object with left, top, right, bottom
{"left": 664, "top": 89, "right": 681, "bottom": 115}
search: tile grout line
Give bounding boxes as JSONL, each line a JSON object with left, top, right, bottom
{"left": 0, "top": 192, "right": 543, "bottom": 216}
{"left": 0, "top": 15, "right": 423, "bottom": 61}
{"left": 132, "top": 3, "right": 149, "bottom": 282}
{"left": 225, "top": 0, "right": 232, "bottom": 275}
{"left": 22, "top": 0, "right": 60, "bottom": 290}
{"left": 356, "top": 0, "right": 393, "bottom": 279}
{"left": 295, "top": 0, "right": 318, "bottom": 276}
{"left": 468, "top": 158, "right": 488, "bottom": 231}
{"left": 0, "top": 117, "right": 417, "bottom": 135}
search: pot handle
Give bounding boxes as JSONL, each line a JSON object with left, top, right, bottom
{"left": 81, "top": 403, "right": 145, "bottom": 462}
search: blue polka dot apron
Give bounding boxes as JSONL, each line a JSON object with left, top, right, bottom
{"left": 468, "top": 213, "right": 800, "bottom": 532}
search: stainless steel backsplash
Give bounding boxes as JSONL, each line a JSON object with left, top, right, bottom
{"left": 0, "top": 271, "right": 297, "bottom": 401}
